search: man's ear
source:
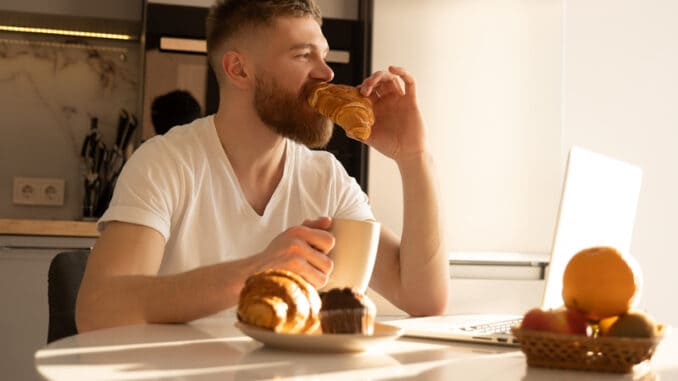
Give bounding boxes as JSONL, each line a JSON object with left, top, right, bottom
{"left": 221, "top": 51, "right": 252, "bottom": 89}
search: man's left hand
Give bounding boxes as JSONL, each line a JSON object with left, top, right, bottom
{"left": 357, "top": 66, "right": 427, "bottom": 163}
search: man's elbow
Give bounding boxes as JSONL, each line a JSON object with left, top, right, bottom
{"left": 75, "top": 289, "right": 99, "bottom": 333}
{"left": 405, "top": 281, "right": 450, "bottom": 317}
{"left": 75, "top": 311, "right": 95, "bottom": 333}
{"left": 407, "top": 296, "right": 448, "bottom": 317}
{"left": 75, "top": 282, "right": 119, "bottom": 333}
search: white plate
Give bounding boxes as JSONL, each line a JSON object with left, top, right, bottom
{"left": 235, "top": 321, "right": 404, "bottom": 353}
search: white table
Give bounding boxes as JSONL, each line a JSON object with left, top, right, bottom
{"left": 35, "top": 315, "right": 677, "bottom": 381}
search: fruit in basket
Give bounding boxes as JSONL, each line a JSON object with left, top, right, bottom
{"left": 520, "top": 307, "right": 588, "bottom": 335}
{"left": 562, "top": 246, "right": 639, "bottom": 320}
{"left": 597, "top": 315, "right": 618, "bottom": 336}
{"left": 605, "top": 310, "right": 658, "bottom": 338}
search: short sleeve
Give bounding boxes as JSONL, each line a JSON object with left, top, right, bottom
{"left": 330, "top": 156, "right": 375, "bottom": 221}
{"left": 97, "top": 138, "right": 182, "bottom": 241}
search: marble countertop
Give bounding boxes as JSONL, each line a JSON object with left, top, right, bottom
{"left": 0, "top": 218, "right": 98, "bottom": 237}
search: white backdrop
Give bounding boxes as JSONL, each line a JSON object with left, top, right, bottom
{"left": 561, "top": 0, "right": 678, "bottom": 325}
{"left": 371, "top": 0, "right": 678, "bottom": 325}
{"left": 370, "top": 0, "right": 563, "bottom": 254}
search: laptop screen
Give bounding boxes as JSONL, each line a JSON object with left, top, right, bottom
{"left": 540, "top": 147, "right": 643, "bottom": 309}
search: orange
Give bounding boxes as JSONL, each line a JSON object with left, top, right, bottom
{"left": 562, "top": 246, "right": 638, "bottom": 320}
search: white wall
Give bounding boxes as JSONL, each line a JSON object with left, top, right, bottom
{"left": 371, "top": 0, "right": 563, "bottom": 254}
{"left": 562, "top": 0, "right": 678, "bottom": 325}
{"left": 372, "top": 0, "right": 678, "bottom": 325}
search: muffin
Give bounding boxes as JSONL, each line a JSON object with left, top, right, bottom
{"left": 319, "top": 288, "right": 376, "bottom": 335}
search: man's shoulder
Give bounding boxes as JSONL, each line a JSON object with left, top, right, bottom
{"left": 161, "top": 115, "right": 212, "bottom": 145}
{"left": 286, "top": 140, "right": 353, "bottom": 185}
{"left": 126, "top": 116, "right": 214, "bottom": 174}
{"left": 140, "top": 116, "right": 211, "bottom": 155}
{"left": 288, "top": 140, "right": 339, "bottom": 167}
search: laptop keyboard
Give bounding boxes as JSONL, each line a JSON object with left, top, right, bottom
{"left": 458, "top": 318, "right": 522, "bottom": 335}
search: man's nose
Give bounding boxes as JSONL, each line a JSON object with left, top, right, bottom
{"left": 312, "top": 60, "right": 334, "bottom": 82}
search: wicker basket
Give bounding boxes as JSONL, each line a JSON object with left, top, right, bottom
{"left": 511, "top": 326, "right": 666, "bottom": 373}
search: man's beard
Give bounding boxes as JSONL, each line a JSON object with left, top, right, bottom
{"left": 254, "top": 74, "right": 333, "bottom": 148}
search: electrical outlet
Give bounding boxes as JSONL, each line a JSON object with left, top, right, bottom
{"left": 12, "top": 177, "right": 65, "bottom": 206}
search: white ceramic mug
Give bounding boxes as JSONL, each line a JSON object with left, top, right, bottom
{"left": 320, "top": 218, "right": 381, "bottom": 293}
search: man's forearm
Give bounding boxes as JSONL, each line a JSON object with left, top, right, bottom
{"left": 396, "top": 151, "right": 450, "bottom": 315}
{"left": 76, "top": 257, "right": 256, "bottom": 332}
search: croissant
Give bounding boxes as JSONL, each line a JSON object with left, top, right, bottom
{"left": 237, "top": 269, "right": 321, "bottom": 334}
{"left": 307, "top": 83, "right": 374, "bottom": 140}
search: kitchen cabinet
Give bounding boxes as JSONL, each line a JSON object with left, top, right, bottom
{"left": 146, "top": 0, "right": 359, "bottom": 20}
{"left": 3, "top": 0, "right": 143, "bottom": 21}
{"left": 0, "top": 234, "right": 96, "bottom": 381}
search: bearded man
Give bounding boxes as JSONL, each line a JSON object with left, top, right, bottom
{"left": 76, "top": 0, "right": 449, "bottom": 331}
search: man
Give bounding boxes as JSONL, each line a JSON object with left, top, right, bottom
{"left": 76, "top": 0, "right": 449, "bottom": 331}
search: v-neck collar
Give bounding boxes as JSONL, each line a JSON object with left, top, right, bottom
{"left": 207, "top": 117, "right": 292, "bottom": 220}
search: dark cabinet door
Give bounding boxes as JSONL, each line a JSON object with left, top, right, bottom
{"left": 319, "top": 17, "right": 371, "bottom": 192}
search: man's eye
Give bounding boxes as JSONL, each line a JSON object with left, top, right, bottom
{"left": 296, "top": 52, "right": 311, "bottom": 59}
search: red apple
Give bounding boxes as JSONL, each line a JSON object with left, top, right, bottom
{"left": 521, "top": 308, "right": 588, "bottom": 335}
{"left": 550, "top": 308, "right": 589, "bottom": 335}
{"left": 520, "top": 308, "right": 552, "bottom": 331}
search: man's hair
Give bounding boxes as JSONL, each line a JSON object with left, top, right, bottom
{"left": 206, "top": 0, "right": 322, "bottom": 76}
{"left": 151, "top": 90, "right": 202, "bottom": 135}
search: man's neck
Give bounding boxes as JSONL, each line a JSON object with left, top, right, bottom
{"left": 215, "top": 108, "right": 285, "bottom": 167}
{"left": 213, "top": 99, "right": 287, "bottom": 215}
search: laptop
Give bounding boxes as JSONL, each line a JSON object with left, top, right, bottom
{"left": 387, "top": 146, "right": 643, "bottom": 346}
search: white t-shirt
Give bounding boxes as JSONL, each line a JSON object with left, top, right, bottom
{"left": 98, "top": 115, "right": 374, "bottom": 275}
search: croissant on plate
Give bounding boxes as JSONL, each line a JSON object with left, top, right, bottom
{"left": 237, "top": 269, "right": 321, "bottom": 334}
{"left": 307, "top": 83, "right": 374, "bottom": 140}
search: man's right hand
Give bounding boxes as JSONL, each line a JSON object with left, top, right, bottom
{"left": 77, "top": 218, "right": 337, "bottom": 331}
{"left": 251, "top": 217, "right": 335, "bottom": 288}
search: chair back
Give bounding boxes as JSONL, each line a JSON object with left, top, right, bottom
{"left": 47, "top": 251, "right": 90, "bottom": 343}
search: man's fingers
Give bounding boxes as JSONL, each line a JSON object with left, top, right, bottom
{"left": 302, "top": 216, "right": 332, "bottom": 230}
{"left": 290, "top": 241, "right": 334, "bottom": 288}
{"left": 300, "top": 264, "right": 330, "bottom": 289}
{"left": 389, "top": 66, "right": 416, "bottom": 96}
{"left": 303, "top": 245, "right": 334, "bottom": 275}
{"left": 359, "top": 68, "right": 410, "bottom": 100}
{"left": 388, "top": 75, "right": 406, "bottom": 96}
{"left": 358, "top": 70, "right": 387, "bottom": 97}
{"left": 288, "top": 224, "right": 335, "bottom": 254}
{"left": 300, "top": 218, "right": 335, "bottom": 252}
{"left": 271, "top": 255, "right": 330, "bottom": 289}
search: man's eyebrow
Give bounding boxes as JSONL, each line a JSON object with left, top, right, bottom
{"left": 289, "top": 43, "right": 330, "bottom": 53}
